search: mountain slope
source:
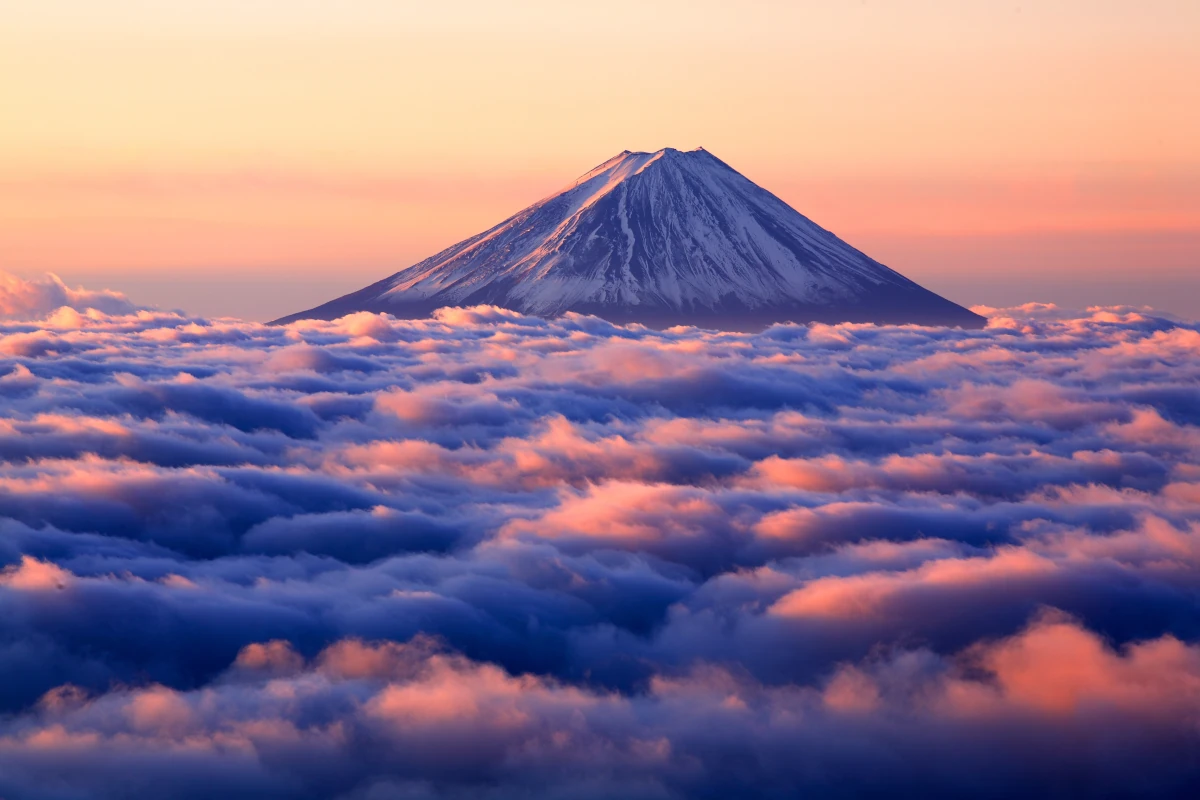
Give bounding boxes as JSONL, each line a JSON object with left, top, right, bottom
{"left": 273, "top": 148, "right": 984, "bottom": 329}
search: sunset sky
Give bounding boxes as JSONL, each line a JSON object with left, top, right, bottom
{"left": 2, "top": 6, "right": 1200, "bottom": 796}
{"left": 3, "top": 0, "right": 1198, "bottom": 319}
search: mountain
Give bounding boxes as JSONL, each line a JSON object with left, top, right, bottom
{"left": 272, "top": 148, "right": 985, "bottom": 329}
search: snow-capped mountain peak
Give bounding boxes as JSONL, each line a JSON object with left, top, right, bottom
{"left": 273, "top": 148, "right": 984, "bottom": 329}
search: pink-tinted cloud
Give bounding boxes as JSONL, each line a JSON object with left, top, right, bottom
{"left": 770, "top": 549, "right": 1058, "bottom": 621}
{"left": 0, "top": 272, "right": 139, "bottom": 320}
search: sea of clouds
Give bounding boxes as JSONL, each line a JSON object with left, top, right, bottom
{"left": 0, "top": 272, "right": 1198, "bottom": 798}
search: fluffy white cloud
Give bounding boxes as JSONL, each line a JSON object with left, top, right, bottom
{"left": 0, "top": 272, "right": 141, "bottom": 320}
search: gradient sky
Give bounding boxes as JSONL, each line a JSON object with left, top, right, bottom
{"left": 2, "top": 0, "right": 1198, "bottom": 320}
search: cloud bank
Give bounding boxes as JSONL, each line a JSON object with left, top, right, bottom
{"left": 0, "top": 289, "right": 1198, "bottom": 798}
{"left": 0, "top": 272, "right": 142, "bottom": 321}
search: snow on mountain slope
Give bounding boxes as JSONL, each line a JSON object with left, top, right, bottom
{"left": 273, "top": 148, "right": 984, "bottom": 329}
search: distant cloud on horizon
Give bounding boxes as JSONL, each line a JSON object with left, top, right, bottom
{"left": 0, "top": 271, "right": 142, "bottom": 321}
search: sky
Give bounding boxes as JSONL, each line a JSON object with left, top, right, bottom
{"left": 2, "top": 0, "right": 1198, "bottom": 320}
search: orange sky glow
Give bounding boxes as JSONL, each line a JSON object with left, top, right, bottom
{"left": 2, "top": 0, "right": 1197, "bottom": 320}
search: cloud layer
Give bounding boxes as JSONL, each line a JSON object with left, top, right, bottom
{"left": 0, "top": 283, "right": 1198, "bottom": 798}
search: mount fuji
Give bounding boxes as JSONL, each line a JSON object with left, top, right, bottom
{"left": 273, "top": 148, "right": 985, "bottom": 329}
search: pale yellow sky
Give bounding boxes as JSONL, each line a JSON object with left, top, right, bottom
{"left": 2, "top": 1, "right": 1198, "bottom": 318}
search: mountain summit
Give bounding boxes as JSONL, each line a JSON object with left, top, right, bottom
{"left": 273, "top": 148, "right": 984, "bottom": 329}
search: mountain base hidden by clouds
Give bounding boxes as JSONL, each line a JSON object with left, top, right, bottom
{"left": 0, "top": 272, "right": 1197, "bottom": 798}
